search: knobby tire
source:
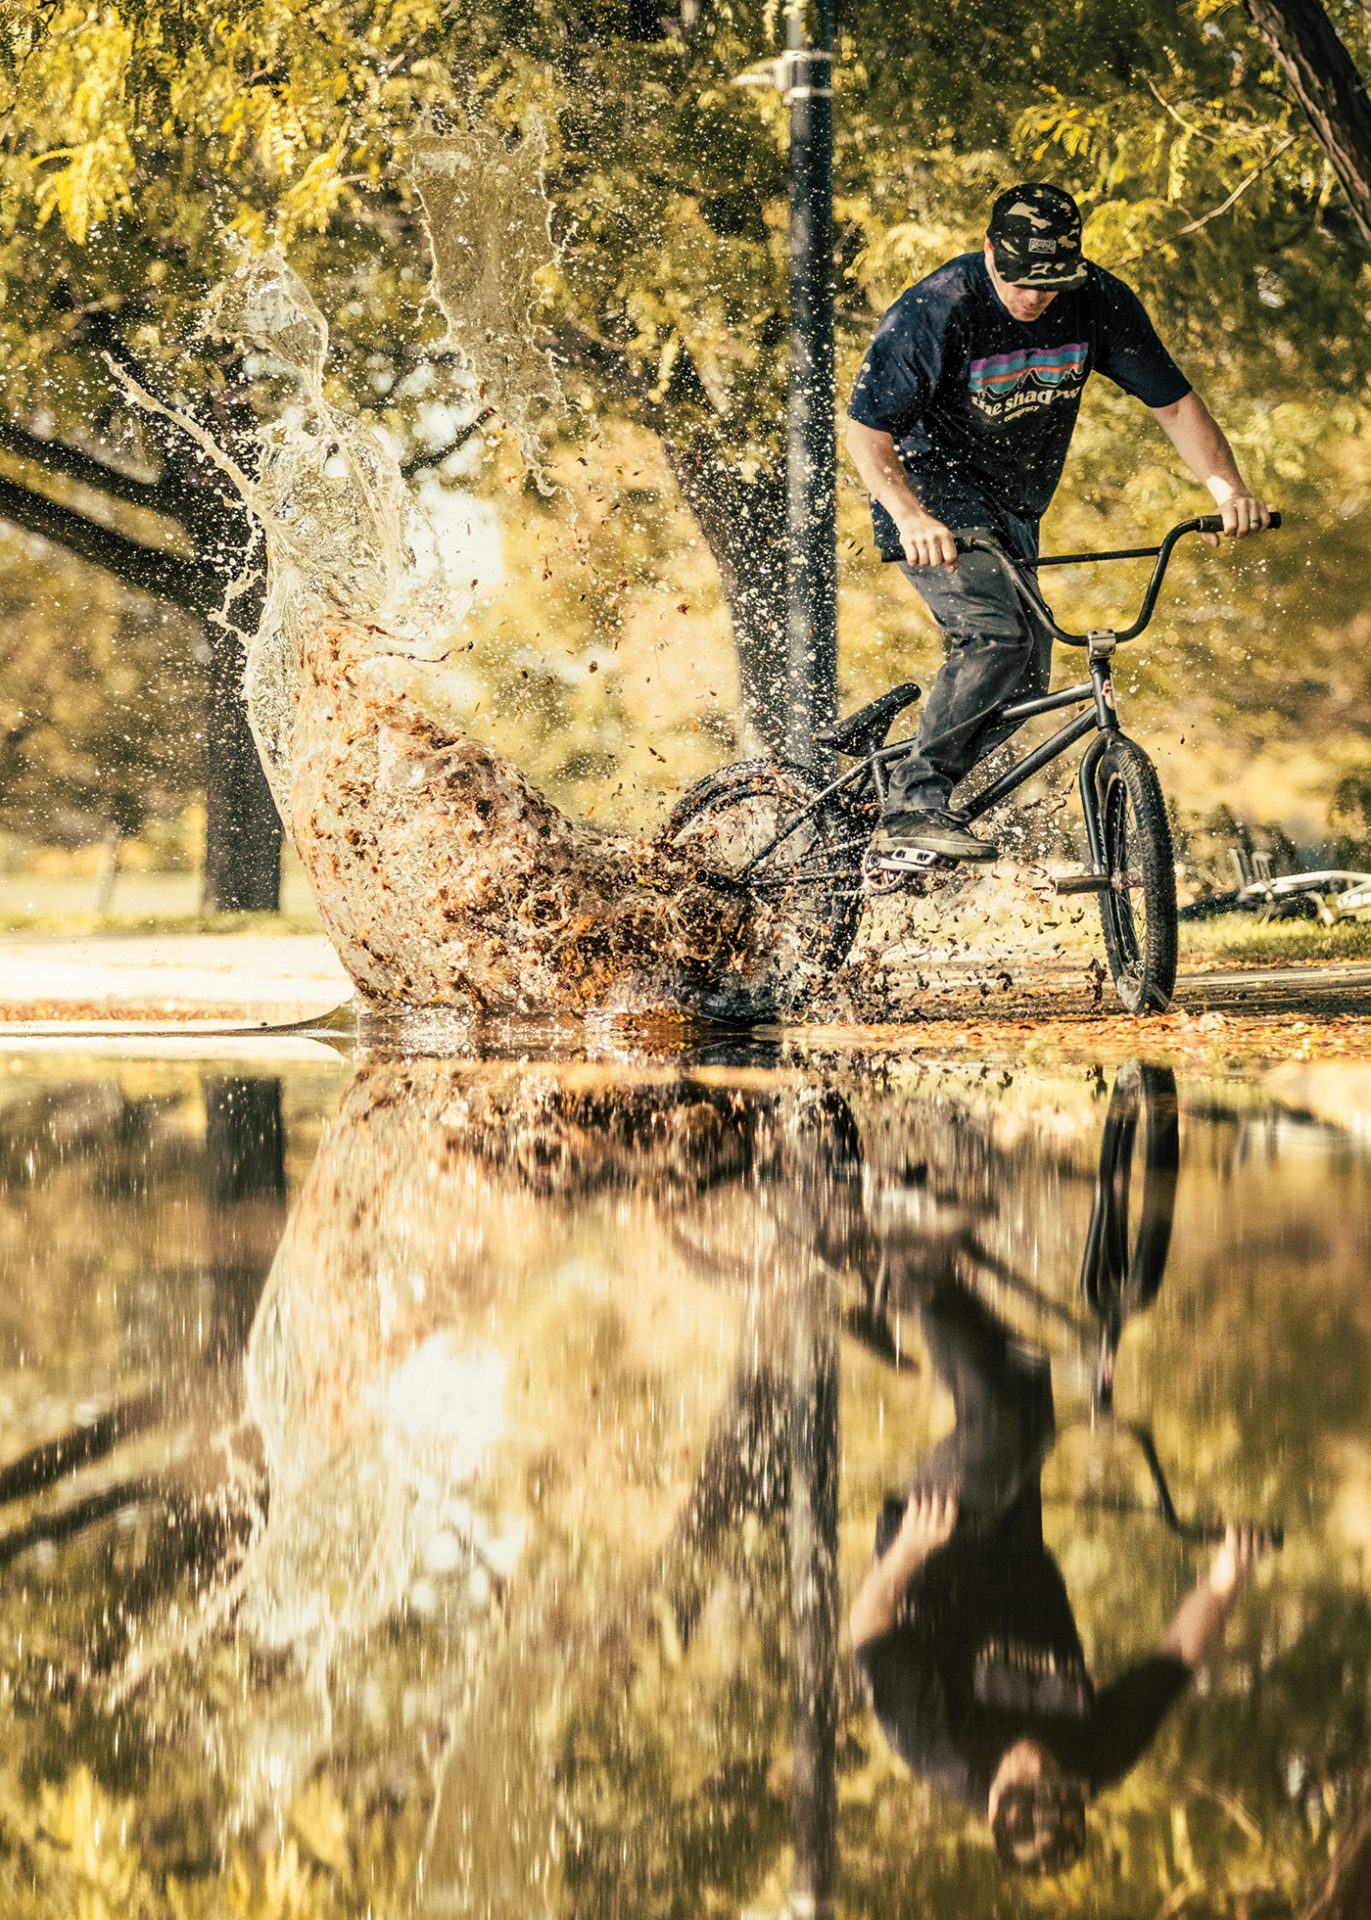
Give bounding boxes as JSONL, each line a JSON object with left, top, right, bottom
{"left": 1095, "top": 738, "right": 1178, "bottom": 1014}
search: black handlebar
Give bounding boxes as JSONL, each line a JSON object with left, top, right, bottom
{"left": 954, "top": 512, "right": 1282, "bottom": 648}
{"left": 1193, "top": 511, "right": 1283, "bottom": 536}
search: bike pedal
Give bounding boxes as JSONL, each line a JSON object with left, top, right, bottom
{"left": 876, "top": 846, "right": 945, "bottom": 873}
{"left": 1053, "top": 871, "right": 1112, "bottom": 895}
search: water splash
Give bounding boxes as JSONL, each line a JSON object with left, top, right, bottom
{"left": 177, "top": 131, "right": 744, "bottom": 1023}
{"left": 201, "top": 252, "right": 449, "bottom": 821}
{"left": 408, "top": 120, "right": 565, "bottom": 471}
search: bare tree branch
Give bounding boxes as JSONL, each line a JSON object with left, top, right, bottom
{"left": 1171, "top": 131, "right": 1301, "bottom": 235}
{"left": 0, "top": 472, "right": 203, "bottom": 612}
{"left": 1145, "top": 77, "right": 1221, "bottom": 144}
{"left": 400, "top": 406, "right": 496, "bottom": 477}
{"left": 1300, "top": 1769, "right": 1371, "bottom": 1919}
{"left": 0, "top": 418, "right": 172, "bottom": 515}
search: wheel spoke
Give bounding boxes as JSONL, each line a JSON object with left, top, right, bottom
{"left": 750, "top": 868, "right": 857, "bottom": 892}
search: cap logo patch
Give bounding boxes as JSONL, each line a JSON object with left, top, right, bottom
{"left": 1028, "top": 237, "right": 1056, "bottom": 253}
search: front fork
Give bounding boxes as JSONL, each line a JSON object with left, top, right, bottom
{"left": 1079, "top": 636, "right": 1120, "bottom": 870}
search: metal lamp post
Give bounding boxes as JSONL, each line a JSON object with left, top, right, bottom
{"left": 782, "top": 0, "right": 837, "bottom": 773}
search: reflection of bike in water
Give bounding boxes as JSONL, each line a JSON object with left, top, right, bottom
{"left": 852, "top": 1062, "right": 1279, "bottom": 1548}
{"left": 663, "top": 1060, "right": 1283, "bottom": 1552}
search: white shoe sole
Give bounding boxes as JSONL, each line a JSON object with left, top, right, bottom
{"left": 875, "top": 842, "right": 997, "bottom": 870}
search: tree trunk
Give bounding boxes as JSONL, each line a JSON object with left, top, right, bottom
{"left": 1244, "top": 0, "right": 1371, "bottom": 244}
{"left": 663, "top": 444, "right": 789, "bottom": 754}
{"left": 0, "top": 434, "right": 283, "bottom": 913}
{"left": 548, "top": 327, "right": 794, "bottom": 754}
{"left": 203, "top": 1075, "right": 288, "bottom": 1364}
{"left": 203, "top": 617, "right": 283, "bottom": 913}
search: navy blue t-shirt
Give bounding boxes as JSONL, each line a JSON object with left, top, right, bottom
{"left": 848, "top": 252, "right": 1191, "bottom": 560}
{"left": 854, "top": 1530, "right": 1193, "bottom": 1809}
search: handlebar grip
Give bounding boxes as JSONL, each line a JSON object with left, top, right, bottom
{"left": 1194, "top": 511, "right": 1282, "bottom": 533}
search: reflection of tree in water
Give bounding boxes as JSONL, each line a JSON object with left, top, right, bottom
{"left": 0, "top": 1071, "right": 293, "bottom": 1887}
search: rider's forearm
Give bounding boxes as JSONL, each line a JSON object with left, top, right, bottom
{"left": 846, "top": 420, "right": 960, "bottom": 568}
{"left": 1152, "top": 1551, "right": 1236, "bottom": 1674}
{"left": 1157, "top": 1569, "right": 1236, "bottom": 1669}
{"left": 845, "top": 420, "right": 936, "bottom": 528}
{"left": 849, "top": 1532, "right": 929, "bottom": 1648}
{"left": 850, "top": 1493, "right": 958, "bottom": 1648}
{"left": 1149, "top": 390, "right": 1251, "bottom": 505}
{"left": 1158, "top": 1525, "right": 1268, "bottom": 1668}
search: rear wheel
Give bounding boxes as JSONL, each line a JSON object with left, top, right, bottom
{"left": 666, "top": 760, "right": 871, "bottom": 1025}
{"left": 1094, "top": 737, "right": 1177, "bottom": 1013}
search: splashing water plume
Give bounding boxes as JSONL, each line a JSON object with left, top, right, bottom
{"left": 408, "top": 121, "right": 565, "bottom": 470}
{"left": 181, "top": 129, "right": 750, "bottom": 1021}
{"left": 203, "top": 253, "right": 434, "bottom": 817}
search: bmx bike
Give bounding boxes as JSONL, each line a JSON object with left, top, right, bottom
{"left": 852, "top": 1058, "right": 1283, "bottom": 1550}
{"left": 668, "top": 513, "right": 1281, "bottom": 1026}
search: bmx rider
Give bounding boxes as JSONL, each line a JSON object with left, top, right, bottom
{"left": 846, "top": 182, "right": 1271, "bottom": 867}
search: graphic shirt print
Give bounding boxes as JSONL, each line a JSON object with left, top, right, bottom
{"left": 967, "top": 341, "right": 1089, "bottom": 422}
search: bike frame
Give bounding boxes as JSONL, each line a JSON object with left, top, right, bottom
{"left": 738, "top": 512, "right": 1280, "bottom": 889}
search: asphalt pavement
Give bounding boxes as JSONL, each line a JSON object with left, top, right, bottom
{"left": 0, "top": 933, "right": 1368, "bottom": 1036}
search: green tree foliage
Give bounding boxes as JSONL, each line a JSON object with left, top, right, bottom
{"left": 1, "top": 0, "right": 1370, "bottom": 877}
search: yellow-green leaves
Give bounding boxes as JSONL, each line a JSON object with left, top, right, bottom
{"left": 25, "top": 4, "right": 135, "bottom": 241}
{"left": 36, "top": 123, "right": 135, "bottom": 240}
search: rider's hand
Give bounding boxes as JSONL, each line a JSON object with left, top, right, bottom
{"left": 1203, "top": 487, "right": 1271, "bottom": 546}
{"left": 897, "top": 1489, "right": 959, "bottom": 1557}
{"left": 897, "top": 509, "right": 959, "bottom": 571}
{"left": 1209, "top": 1523, "right": 1272, "bottom": 1600}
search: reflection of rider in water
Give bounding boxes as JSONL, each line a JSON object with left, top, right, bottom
{"left": 848, "top": 1271, "right": 1267, "bottom": 1877}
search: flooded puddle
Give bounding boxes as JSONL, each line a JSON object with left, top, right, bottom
{"left": 2, "top": 1039, "right": 1369, "bottom": 1917}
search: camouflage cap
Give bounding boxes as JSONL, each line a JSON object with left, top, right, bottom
{"left": 987, "top": 183, "right": 1088, "bottom": 291}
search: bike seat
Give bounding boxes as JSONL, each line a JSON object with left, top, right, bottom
{"left": 814, "top": 681, "right": 922, "bottom": 758}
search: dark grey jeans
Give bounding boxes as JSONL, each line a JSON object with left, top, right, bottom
{"left": 887, "top": 528, "right": 1054, "bottom": 815}
{"left": 874, "top": 1277, "right": 1056, "bottom": 1552}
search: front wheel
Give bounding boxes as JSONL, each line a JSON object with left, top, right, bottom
{"left": 1094, "top": 737, "right": 1177, "bottom": 1013}
{"left": 665, "top": 759, "right": 871, "bottom": 1025}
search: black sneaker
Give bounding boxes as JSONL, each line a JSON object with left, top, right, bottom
{"left": 873, "top": 809, "right": 999, "bottom": 865}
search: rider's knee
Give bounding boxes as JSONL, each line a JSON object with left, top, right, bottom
{"left": 948, "top": 614, "right": 1035, "bottom": 656}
